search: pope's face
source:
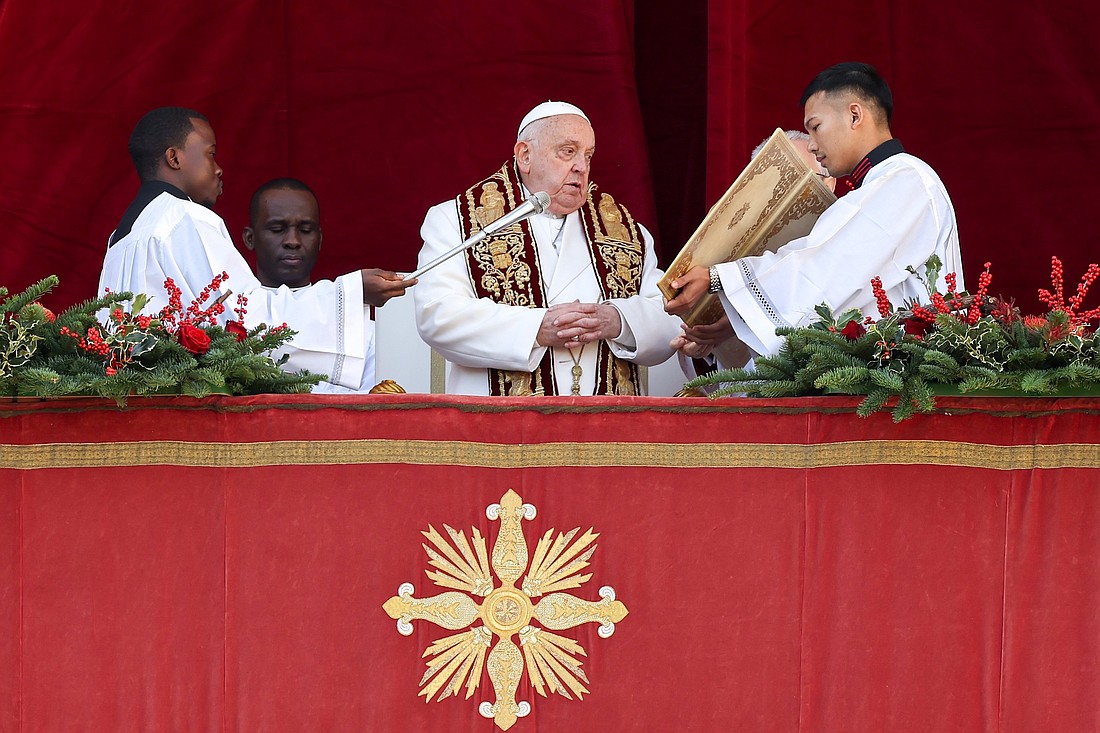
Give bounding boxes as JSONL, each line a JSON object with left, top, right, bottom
{"left": 804, "top": 92, "right": 860, "bottom": 177}
{"left": 175, "top": 118, "right": 223, "bottom": 206}
{"left": 515, "top": 115, "right": 595, "bottom": 215}
{"left": 244, "top": 188, "right": 321, "bottom": 288}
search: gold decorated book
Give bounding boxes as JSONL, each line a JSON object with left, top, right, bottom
{"left": 658, "top": 128, "right": 837, "bottom": 325}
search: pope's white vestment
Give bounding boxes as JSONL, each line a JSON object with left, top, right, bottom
{"left": 98, "top": 192, "right": 371, "bottom": 391}
{"left": 713, "top": 152, "right": 964, "bottom": 356}
{"left": 414, "top": 202, "right": 680, "bottom": 395}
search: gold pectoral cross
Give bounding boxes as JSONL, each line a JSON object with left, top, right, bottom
{"left": 569, "top": 345, "right": 584, "bottom": 395}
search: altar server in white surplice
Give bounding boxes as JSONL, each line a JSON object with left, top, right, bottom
{"left": 414, "top": 101, "right": 679, "bottom": 396}
{"left": 98, "top": 107, "right": 412, "bottom": 391}
{"left": 241, "top": 177, "right": 375, "bottom": 392}
{"left": 665, "top": 63, "right": 964, "bottom": 358}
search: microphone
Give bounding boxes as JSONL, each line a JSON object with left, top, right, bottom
{"left": 404, "top": 191, "right": 552, "bottom": 281}
{"left": 479, "top": 190, "right": 552, "bottom": 238}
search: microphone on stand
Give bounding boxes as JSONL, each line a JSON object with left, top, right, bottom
{"left": 404, "top": 191, "right": 552, "bottom": 281}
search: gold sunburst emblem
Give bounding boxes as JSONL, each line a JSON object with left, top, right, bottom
{"left": 382, "top": 489, "right": 629, "bottom": 730}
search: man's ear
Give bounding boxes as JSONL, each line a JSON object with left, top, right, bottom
{"left": 514, "top": 140, "right": 531, "bottom": 173}
{"left": 317, "top": 229, "right": 323, "bottom": 251}
{"left": 849, "top": 102, "right": 864, "bottom": 129}
{"left": 164, "top": 146, "right": 182, "bottom": 171}
{"left": 242, "top": 227, "right": 255, "bottom": 251}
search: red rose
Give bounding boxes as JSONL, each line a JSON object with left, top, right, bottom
{"left": 840, "top": 320, "right": 866, "bottom": 340}
{"left": 225, "top": 320, "right": 248, "bottom": 342}
{"left": 903, "top": 318, "right": 930, "bottom": 338}
{"left": 177, "top": 322, "right": 211, "bottom": 355}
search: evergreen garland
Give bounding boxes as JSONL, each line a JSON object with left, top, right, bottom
{"left": 1, "top": 275, "right": 321, "bottom": 403}
{"left": 688, "top": 256, "right": 1100, "bottom": 421}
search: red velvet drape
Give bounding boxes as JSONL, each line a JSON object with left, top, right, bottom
{"left": 3, "top": 3, "right": 1099, "bottom": 315}
{"left": 707, "top": 2, "right": 1100, "bottom": 313}
{"left": 0, "top": 1, "right": 656, "bottom": 311}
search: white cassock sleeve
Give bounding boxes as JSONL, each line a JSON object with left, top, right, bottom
{"left": 98, "top": 194, "right": 368, "bottom": 389}
{"left": 413, "top": 201, "right": 546, "bottom": 372}
{"left": 712, "top": 154, "right": 963, "bottom": 356}
{"left": 413, "top": 201, "right": 678, "bottom": 393}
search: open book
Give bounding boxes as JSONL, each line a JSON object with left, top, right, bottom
{"left": 658, "top": 128, "right": 836, "bottom": 325}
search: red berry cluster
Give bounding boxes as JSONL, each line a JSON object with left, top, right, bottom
{"left": 1068, "top": 263, "right": 1100, "bottom": 311}
{"left": 1066, "top": 264, "right": 1100, "bottom": 329}
{"left": 160, "top": 278, "right": 184, "bottom": 330}
{"left": 966, "top": 262, "right": 993, "bottom": 325}
{"left": 870, "top": 276, "right": 892, "bottom": 318}
{"left": 1038, "top": 257, "right": 1065, "bottom": 312}
{"left": 159, "top": 272, "right": 232, "bottom": 334}
{"left": 182, "top": 271, "right": 229, "bottom": 327}
{"left": 234, "top": 293, "right": 249, "bottom": 323}
{"left": 60, "top": 325, "right": 110, "bottom": 356}
{"left": 910, "top": 304, "right": 938, "bottom": 323}
{"left": 1038, "top": 256, "right": 1100, "bottom": 328}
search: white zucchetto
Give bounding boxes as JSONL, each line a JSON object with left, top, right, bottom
{"left": 517, "top": 101, "right": 590, "bottom": 138}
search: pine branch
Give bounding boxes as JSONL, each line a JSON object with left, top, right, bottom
{"left": 856, "top": 388, "right": 892, "bottom": 418}
{"left": 0, "top": 276, "right": 58, "bottom": 315}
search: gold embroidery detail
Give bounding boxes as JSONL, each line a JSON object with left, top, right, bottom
{"left": 475, "top": 182, "right": 507, "bottom": 230}
{"left": 597, "top": 241, "right": 642, "bottom": 299}
{"left": 726, "top": 201, "right": 751, "bottom": 231}
{"left": 597, "top": 193, "right": 631, "bottom": 241}
{"left": 488, "top": 239, "right": 513, "bottom": 271}
{"left": 503, "top": 370, "right": 534, "bottom": 397}
{"left": 383, "top": 489, "right": 628, "bottom": 730}
{"left": 6, "top": 438, "right": 1100, "bottom": 471}
{"left": 613, "top": 359, "right": 636, "bottom": 396}
{"left": 473, "top": 231, "right": 532, "bottom": 305}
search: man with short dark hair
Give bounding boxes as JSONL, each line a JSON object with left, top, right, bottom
{"left": 99, "top": 107, "right": 411, "bottom": 390}
{"left": 242, "top": 177, "right": 376, "bottom": 391}
{"left": 243, "top": 178, "right": 322, "bottom": 290}
{"left": 665, "top": 63, "right": 964, "bottom": 358}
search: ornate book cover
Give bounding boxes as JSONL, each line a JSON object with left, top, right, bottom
{"left": 658, "top": 128, "right": 837, "bottom": 326}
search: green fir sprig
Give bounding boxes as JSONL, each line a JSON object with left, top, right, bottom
{"left": 687, "top": 256, "right": 1100, "bottom": 421}
{"left": 1, "top": 275, "right": 321, "bottom": 403}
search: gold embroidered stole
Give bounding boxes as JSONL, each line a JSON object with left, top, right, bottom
{"left": 458, "top": 160, "right": 644, "bottom": 396}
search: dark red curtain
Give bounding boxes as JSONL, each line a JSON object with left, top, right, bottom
{"left": 4, "top": 3, "right": 1098, "bottom": 316}
{"left": 707, "top": 1, "right": 1100, "bottom": 312}
{"left": 0, "top": 1, "right": 656, "bottom": 311}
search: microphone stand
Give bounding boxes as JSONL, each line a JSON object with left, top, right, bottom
{"left": 404, "top": 191, "right": 551, "bottom": 281}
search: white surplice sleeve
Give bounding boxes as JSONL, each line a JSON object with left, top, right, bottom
{"left": 712, "top": 155, "right": 962, "bottom": 356}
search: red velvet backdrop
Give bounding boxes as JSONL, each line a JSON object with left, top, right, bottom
{"left": 2, "top": 3, "right": 1099, "bottom": 314}
{"left": 706, "top": 2, "right": 1100, "bottom": 311}
{"left": 0, "top": 1, "right": 656, "bottom": 311}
